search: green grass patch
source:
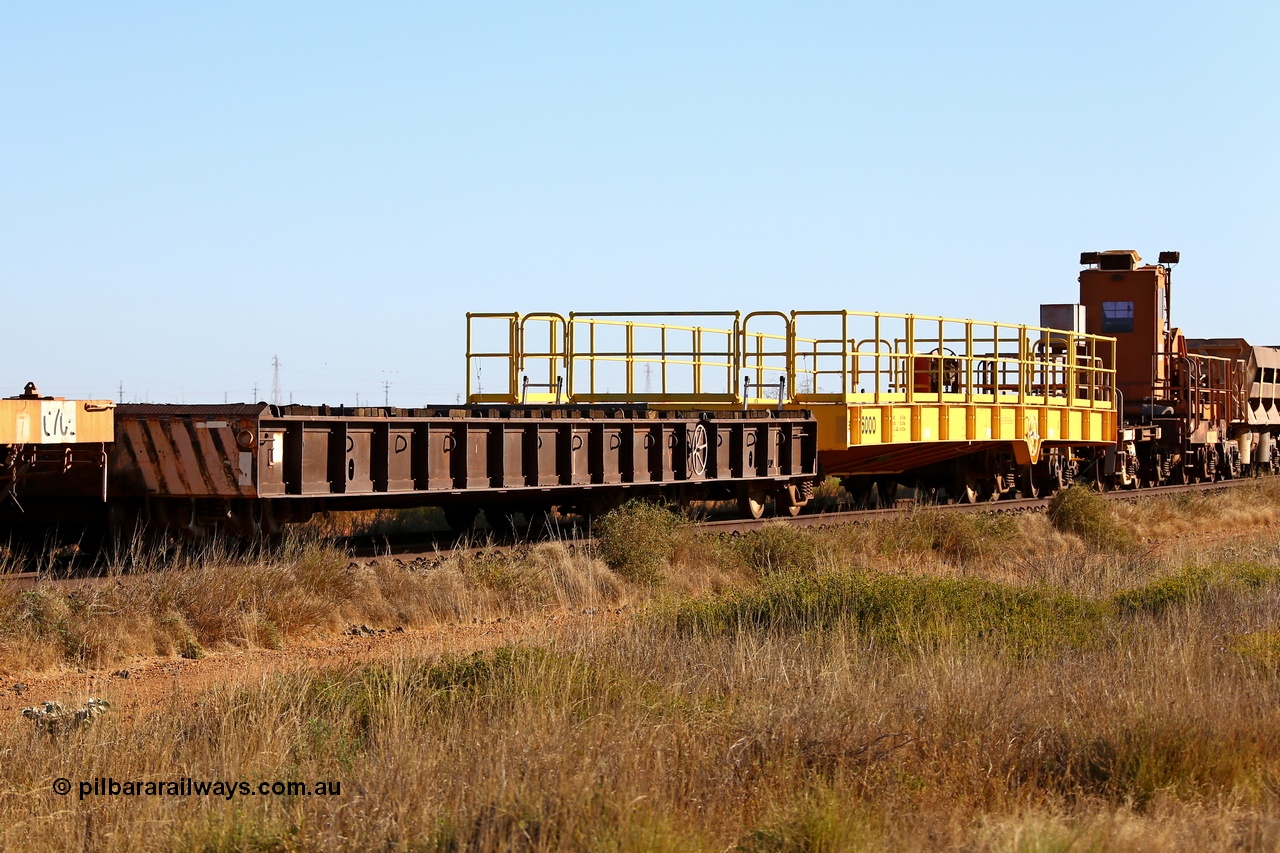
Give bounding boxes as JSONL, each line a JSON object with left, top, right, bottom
{"left": 1113, "top": 561, "right": 1280, "bottom": 617}
{"left": 671, "top": 571, "right": 1108, "bottom": 656}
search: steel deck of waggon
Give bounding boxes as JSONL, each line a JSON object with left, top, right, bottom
{"left": 106, "top": 403, "right": 813, "bottom": 500}
{"left": 82, "top": 402, "right": 814, "bottom": 534}
{"left": 467, "top": 310, "right": 1119, "bottom": 478}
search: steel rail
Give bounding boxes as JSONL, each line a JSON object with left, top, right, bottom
{"left": 346, "top": 475, "right": 1251, "bottom": 563}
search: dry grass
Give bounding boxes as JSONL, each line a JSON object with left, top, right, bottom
{"left": 1114, "top": 478, "right": 1280, "bottom": 540}
{"left": 295, "top": 506, "right": 448, "bottom": 537}
{"left": 5, "top": 561, "right": 1280, "bottom": 851}
{"left": 3, "top": 485, "right": 1280, "bottom": 849}
{"left": 4, "top": 480, "right": 1277, "bottom": 674}
{"left": 0, "top": 537, "right": 627, "bottom": 672}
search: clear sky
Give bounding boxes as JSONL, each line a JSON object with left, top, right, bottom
{"left": 4, "top": 2, "right": 1277, "bottom": 406}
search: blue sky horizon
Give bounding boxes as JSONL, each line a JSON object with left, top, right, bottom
{"left": 4, "top": 2, "right": 1277, "bottom": 405}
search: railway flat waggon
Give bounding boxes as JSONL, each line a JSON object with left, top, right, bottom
{"left": 468, "top": 310, "right": 1120, "bottom": 506}
{"left": 6, "top": 401, "right": 817, "bottom": 539}
{"left": 1185, "top": 337, "right": 1280, "bottom": 476}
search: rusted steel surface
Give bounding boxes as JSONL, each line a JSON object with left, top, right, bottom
{"left": 105, "top": 403, "right": 816, "bottom": 502}
{"left": 0, "top": 389, "right": 115, "bottom": 521}
{"left": 252, "top": 405, "right": 815, "bottom": 499}
{"left": 111, "top": 404, "right": 263, "bottom": 498}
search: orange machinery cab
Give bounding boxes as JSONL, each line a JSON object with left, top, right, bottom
{"left": 1077, "top": 250, "right": 1240, "bottom": 441}
{"left": 1077, "top": 250, "right": 1175, "bottom": 420}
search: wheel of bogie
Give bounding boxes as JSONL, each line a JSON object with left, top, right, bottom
{"left": 521, "top": 506, "right": 555, "bottom": 539}
{"left": 737, "top": 484, "right": 766, "bottom": 520}
{"left": 777, "top": 484, "right": 804, "bottom": 518}
{"left": 876, "top": 480, "right": 899, "bottom": 508}
{"left": 484, "top": 508, "right": 519, "bottom": 538}
{"left": 841, "top": 476, "right": 874, "bottom": 509}
{"left": 1017, "top": 465, "right": 1039, "bottom": 499}
{"left": 443, "top": 505, "right": 479, "bottom": 532}
{"left": 952, "top": 474, "right": 984, "bottom": 504}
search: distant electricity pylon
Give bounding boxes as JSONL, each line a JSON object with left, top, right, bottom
{"left": 271, "top": 355, "right": 282, "bottom": 406}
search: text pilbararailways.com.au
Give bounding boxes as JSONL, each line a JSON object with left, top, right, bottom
{"left": 54, "top": 777, "right": 342, "bottom": 800}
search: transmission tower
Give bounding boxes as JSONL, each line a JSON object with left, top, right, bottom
{"left": 271, "top": 355, "right": 282, "bottom": 406}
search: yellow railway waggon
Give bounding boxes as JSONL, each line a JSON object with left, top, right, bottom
{"left": 468, "top": 309, "right": 1118, "bottom": 511}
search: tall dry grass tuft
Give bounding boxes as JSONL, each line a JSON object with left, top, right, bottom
{"left": 1115, "top": 479, "right": 1280, "bottom": 541}
{"left": 0, "top": 535, "right": 495, "bottom": 670}
{"left": 4, "top": 480, "right": 1280, "bottom": 675}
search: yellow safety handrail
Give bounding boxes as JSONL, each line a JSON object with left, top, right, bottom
{"left": 565, "top": 312, "right": 742, "bottom": 403}
{"left": 465, "top": 309, "right": 1117, "bottom": 411}
{"left": 465, "top": 312, "right": 521, "bottom": 403}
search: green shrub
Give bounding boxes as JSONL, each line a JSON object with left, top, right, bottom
{"left": 1230, "top": 630, "right": 1280, "bottom": 671}
{"left": 593, "top": 501, "right": 689, "bottom": 584}
{"left": 1113, "top": 569, "right": 1207, "bottom": 616}
{"left": 1047, "top": 485, "right": 1132, "bottom": 550}
{"left": 1114, "top": 561, "right": 1280, "bottom": 617}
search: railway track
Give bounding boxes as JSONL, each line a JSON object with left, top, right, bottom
{"left": 342, "top": 476, "right": 1247, "bottom": 564}
{"left": 0, "top": 476, "right": 1252, "bottom": 586}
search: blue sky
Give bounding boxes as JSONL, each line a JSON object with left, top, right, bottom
{"left": 4, "top": 2, "right": 1277, "bottom": 405}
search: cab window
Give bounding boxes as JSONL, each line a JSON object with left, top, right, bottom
{"left": 1101, "top": 301, "right": 1134, "bottom": 333}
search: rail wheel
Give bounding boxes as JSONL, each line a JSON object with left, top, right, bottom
{"left": 521, "top": 505, "right": 556, "bottom": 538}
{"left": 485, "top": 508, "right": 520, "bottom": 537}
{"left": 1017, "top": 464, "right": 1040, "bottom": 499}
{"left": 776, "top": 484, "right": 805, "bottom": 518}
{"left": 737, "top": 484, "right": 767, "bottom": 520}
{"left": 876, "top": 480, "right": 899, "bottom": 508}
{"left": 841, "top": 476, "right": 875, "bottom": 509}
{"left": 444, "top": 505, "right": 479, "bottom": 532}
{"left": 962, "top": 465, "right": 1001, "bottom": 502}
